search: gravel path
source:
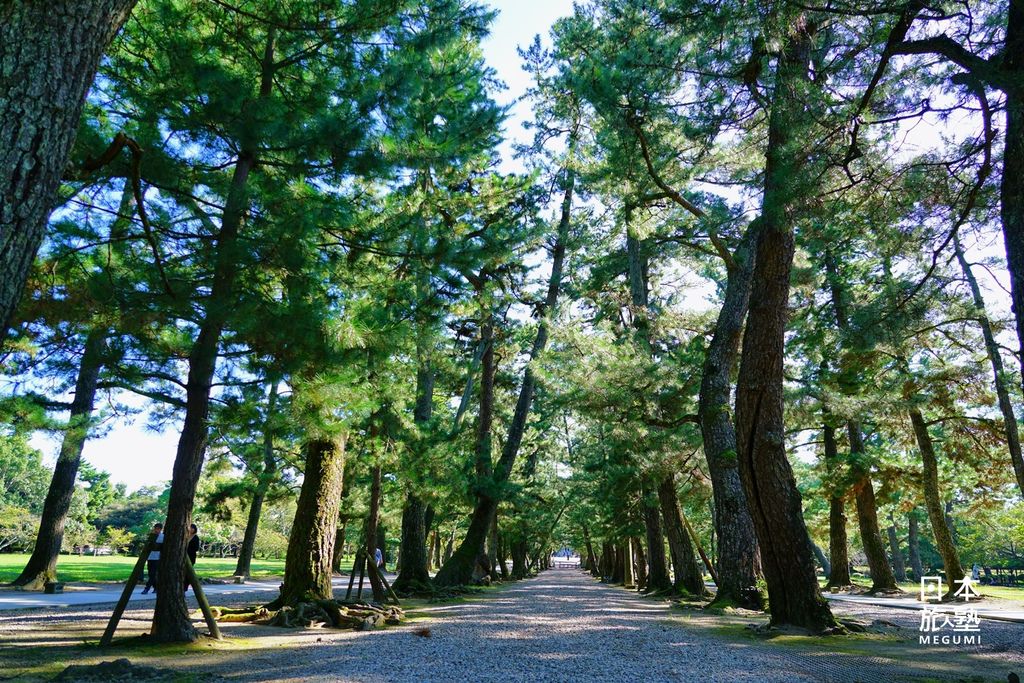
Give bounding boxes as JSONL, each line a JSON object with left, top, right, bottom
{"left": 3, "top": 570, "right": 1021, "bottom": 682}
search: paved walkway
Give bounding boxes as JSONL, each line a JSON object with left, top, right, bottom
{"left": 0, "top": 576, "right": 381, "bottom": 612}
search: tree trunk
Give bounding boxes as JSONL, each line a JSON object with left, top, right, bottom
{"left": 811, "top": 542, "right": 831, "bottom": 579}
{"left": 733, "top": 16, "right": 837, "bottom": 632}
{"left": 824, "top": 250, "right": 898, "bottom": 593}
{"left": 848, "top": 423, "right": 899, "bottom": 592}
{"left": 822, "top": 420, "right": 852, "bottom": 589}
{"left": 658, "top": 475, "right": 705, "bottom": 596}
{"left": 151, "top": 32, "right": 274, "bottom": 641}
{"left": 332, "top": 520, "right": 348, "bottom": 574}
{"left": 434, "top": 309, "right": 496, "bottom": 587}
{"left": 622, "top": 540, "right": 634, "bottom": 588}
{"left": 393, "top": 359, "right": 434, "bottom": 592}
{"left": 511, "top": 540, "right": 528, "bottom": 579}
{"left": 434, "top": 151, "right": 574, "bottom": 586}
{"left": 632, "top": 536, "right": 647, "bottom": 591}
{"left": 953, "top": 234, "right": 1024, "bottom": 494}
{"left": 1001, "top": 0, "right": 1024, "bottom": 422}
{"left": 641, "top": 483, "right": 672, "bottom": 593}
{"left": 887, "top": 522, "right": 907, "bottom": 583}
{"left": 234, "top": 381, "right": 279, "bottom": 578}
{"left": 0, "top": 0, "right": 137, "bottom": 336}
{"left": 909, "top": 409, "right": 965, "bottom": 589}
{"left": 270, "top": 436, "right": 346, "bottom": 607}
{"left": 12, "top": 329, "right": 106, "bottom": 588}
{"left": 698, "top": 223, "right": 764, "bottom": 609}
{"left": 907, "top": 512, "right": 924, "bottom": 580}
{"left": 364, "top": 463, "right": 387, "bottom": 602}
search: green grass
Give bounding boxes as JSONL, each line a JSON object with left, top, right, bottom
{"left": 0, "top": 553, "right": 351, "bottom": 584}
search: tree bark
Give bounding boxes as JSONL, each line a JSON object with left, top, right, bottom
{"left": 364, "top": 463, "right": 387, "bottom": 602}
{"left": 658, "top": 475, "right": 705, "bottom": 596}
{"left": 234, "top": 381, "right": 279, "bottom": 578}
{"left": 640, "top": 483, "right": 671, "bottom": 593}
{"left": 393, "top": 359, "right": 434, "bottom": 592}
{"left": 822, "top": 420, "right": 852, "bottom": 589}
{"left": 907, "top": 512, "right": 924, "bottom": 580}
{"left": 909, "top": 409, "right": 965, "bottom": 589}
{"left": 0, "top": 0, "right": 137, "bottom": 336}
{"left": 435, "top": 156, "right": 574, "bottom": 586}
{"left": 698, "top": 223, "right": 764, "bottom": 609}
{"left": 953, "top": 234, "right": 1024, "bottom": 494}
{"left": 151, "top": 31, "right": 274, "bottom": 642}
{"left": 887, "top": 522, "right": 908, "bottom": 583}
{"left": 733, "top": 16, "right": 837, "bottom": 632}
{"left": 11, "top": 329, "right": 106, "bottom": 588}
{"left": 511, "top": 540, "right": 528, "bottom": 579}
{"left": 270, "top": 436, "right": 346, "bottom": 607}
{"left": 824, "top": 250, "right": 898, "bottom": 592}
{"left": 1000, "top": 0, "right": 1024, "bottom": 418}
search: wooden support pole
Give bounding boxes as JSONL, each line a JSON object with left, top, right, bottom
{"left": 345, "top": 548, "right": 361, "bottom": 601}
{"left": 681, "top": 510, "right": 719, "bottom": 586}
{"left": 366, "top": 555, "right": 400, "bottom": 605}
{"left": 185, "top": 556, "right": 222, "bottom": 640}
{"left": 356, "top": 549, "right": 366, "bottom": 601}
{"left": 100, "top": 534, "right": 155, "bottom": 647}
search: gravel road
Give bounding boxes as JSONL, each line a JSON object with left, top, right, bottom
{"left": 3, "top": 570, "right": 1020, "bottom": 682}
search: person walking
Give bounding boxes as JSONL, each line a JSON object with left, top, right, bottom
{"left": 141, "top": 522, "right": 163, "bottom": 594}
{"left": 183, "top": 523, "right": 200, "bottom": 592}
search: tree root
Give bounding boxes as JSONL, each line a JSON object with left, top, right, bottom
{"left": 208, "top": 601, "right": 404, "bottom": 631}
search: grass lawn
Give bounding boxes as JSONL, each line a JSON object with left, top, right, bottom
{"left": 0, "top": 553, "right": 353, "bottom": 584}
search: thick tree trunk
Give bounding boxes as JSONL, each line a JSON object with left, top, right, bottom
{"left": 0, "top": 0, "right": 137, "bottom": 336}
{"left": 434, "top": 308, "right": 496, "bottom": 587}
{"left": 393, "top": 360, "right": 434, "bottom": 592}
{"left": 887, "top": 522, "right": 908, "bottom": 583}
{"left": 511, "top": 540, "right": 528, "bottom": 579}
{"left": 954, "top": 234, "right": 1024, "bottom": 494}
{"left": 907, "top": 512, "right": 924, "bottom": 580}
{"left": 641, "top": 483, "right": 672, "bottom": 593}
{"left": 822, "top": 421, "right": 853, "bottom": 589}
{"left": 909, "top": 409, "right": 965, "bottom": 589}
{"left": 271, "top": 437, "right": 346, "bottom": 607}
{"left": 848, "top": 423, "right": 899, "bottom": 592}
{"left": 698, "top": 223, "right": 764, "bottom": 609}
{"left": 733, "top": 16, "right": 837, "bottom": 632}
{"left": 364, "top": 463, "right": 387, "bottom": 602}
{"left": 12, "top": 329, "right": 106, "bottom": 588}
{"left": 1001, "top": 0, "right": 1024, "bottom": 421}
{"left": 658, "top": 476, "right": 705, "bottom": 596}
{"left": 151, "top": 32, "right": 274, "bottom": 640}
{"left": 234, "top": 382, "right": 279, "bottom": 578}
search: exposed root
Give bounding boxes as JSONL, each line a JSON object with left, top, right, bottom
{"left": 207, "top": 601, "right": 404, "bottom": 631}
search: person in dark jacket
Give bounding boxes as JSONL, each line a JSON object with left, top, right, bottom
{"left": 141, "top": 522, "right": 163, "bottom": 594}
{"left": 183, "top": 523, "right": 199, "bottom": 592}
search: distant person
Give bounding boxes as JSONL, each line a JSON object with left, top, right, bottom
{"left": 972, "top": 563, "right": 981, "bottom": 581}
{"left": 141, "top": 522, "right": 164, "bottom": 594}
{"left": 184, "top": 523, "right": 200, "bottom": 592}
{"left": 375, "top": 547, "right": 384, "bottom": 568}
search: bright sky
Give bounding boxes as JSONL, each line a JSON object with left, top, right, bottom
{"left": 29, "top": 0, "right": 1014, "bottom": 491}
{"left": 29, "top": 0, "right": 578, "bottom": 492}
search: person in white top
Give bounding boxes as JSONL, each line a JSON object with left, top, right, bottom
{"left": 141, "top": 522, "right": 164, "bottom": 594}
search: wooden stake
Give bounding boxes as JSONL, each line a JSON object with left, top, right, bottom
{"left": 186, "top": 556, "right": 222, "bottom": 640}
{"left": 100, "top": 533, "right": 155, "bottom": 646}
{"left": 366, "top": 555, "right": 400, "bottom": 605}
{"left": 356, "top": 549, "right": 366, "bottom": 601}
{"left": 344, "top": 548, "right": 361, "bottom": 601}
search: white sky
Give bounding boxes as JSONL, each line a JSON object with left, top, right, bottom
{"left": 29, "top": 0, "right": 1014, "bottom": 491}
